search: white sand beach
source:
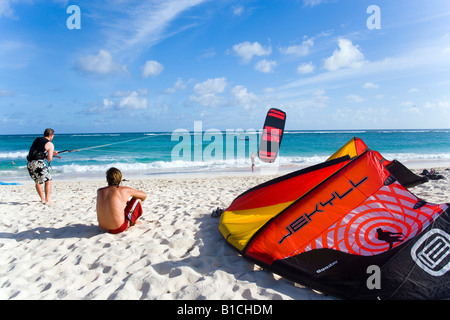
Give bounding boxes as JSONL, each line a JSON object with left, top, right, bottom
{"left": 0, "top": 168, "right": 449, "bottom": 300}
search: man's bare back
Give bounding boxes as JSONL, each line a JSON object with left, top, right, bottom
{"left": 96, "top": 185, "right": 147, "bottom": 231}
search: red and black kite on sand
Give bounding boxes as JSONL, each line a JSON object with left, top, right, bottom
{"left": 219, "top": 137, "right": 450, "bottom": 300}
{"left": 258, "top": 108, "right": 286, "bottom": 163}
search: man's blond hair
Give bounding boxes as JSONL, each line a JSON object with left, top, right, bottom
{"left": 106, "top": 167, "right": 122, "bottom": 186}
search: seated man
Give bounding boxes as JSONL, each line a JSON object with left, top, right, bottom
{"left": 96, "top": 167, "right": 147, "bottom": 234}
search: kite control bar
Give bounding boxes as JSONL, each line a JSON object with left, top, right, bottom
{"left": 57, "top": 149, "right": 79, "bottom": 154}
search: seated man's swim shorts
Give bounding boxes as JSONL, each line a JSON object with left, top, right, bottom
{"left": 109, "top": 198, "right": 143, "bottom": 234}
{"left": 27, "top": 160, "right": 52, "bottom": 184}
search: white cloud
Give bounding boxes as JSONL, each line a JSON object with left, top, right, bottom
{"left": 264, "top": 36, "right": 450, "bottom": 120}
{"left": 423, "top": 96, "right": 450, "bottom": 110}
{"left": 254, "top": 59, "right": 277, "bottom": 73}
{"left": 118, "top": 91, "right": 148, "bottom": 110}
{"left": 190, "top": 77, "right": 228, "bottom": 108}
{"left": 280, "top": 38, "right": 314, "bottom": 57}
{"left": 297, "top": 62, "right": 315, "bottom": 74}
{"left": 312, "top": 89, "right": 330, "bottom": 108}
{"left": 113, "top": 88, "right": 148, "bottom": 97}
{"left": 105, "top": 0, "right": 208, "bottom": 53}
{"left": 232, "top": 5, "right": 244, "bottom": 16}
{"left": 277, "top": 39, "right": 450, "bottom": 100}
{"left": 87, "top": 90, "right": 149, "bottom": 114}
{"left": 232, "top": 41, "right": 272, "bottom": 63}
{"left": 77, "top": 49, "right": 127, "bottom": 76}
{"left": 85, "top": 98, "right": 115, "bottom": 115}
{"left": 231, "top": 85, "right": 258, "bottom": 109}
{"left": 103, "top": 98, "right": 114, "bottom": 108}
{"left": 333, "top": 106, "right": 388, "bottom": 126}
{"left": 189, "top": 94, "right": 227, "bottom": 108}
{"left": 198, "top": 47, "right": 216, "bottom": 59}
{"left": 323, "top": 38, "right": 366, "bottom": 71}
{"left": 303, "top": 0, "right": 328, "bottom": 7}
{"left": 0, "top": 0, "right": 14, "bottom": 18}
{"left": 165, "top": 77, "right": 193, "bottom": 93}
{"left": 142, "top": 60, "right": 164, "bottom": 78}
{"left": 194, "top": 77, "right": 227, "bottom": 95}
{"left": 346, "top": 94, "right": 365, "bottom": 103}
{"left": 281, "top": 89, "right": 330, "bottom": 111}
{"left": 400, "top": 100, "right": 414, "bottom": 107}
{"left": 189, "top": 79, "right": 260, "bottom": 110}
{"left": 363, "top": 82, "right": 379, "bottom": 89}
{"left": 406, "top": 106, "right": 421, "bottom": 114}
{"left": 0, "top": 89, "right": 15, "bottom": 97}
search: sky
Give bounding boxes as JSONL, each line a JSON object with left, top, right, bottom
{"left": 1, "top": 0, "right": 450, "bottom": 134}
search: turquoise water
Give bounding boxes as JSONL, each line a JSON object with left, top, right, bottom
{"left": 1, "top": 129, "right": 450, "bottom": 181}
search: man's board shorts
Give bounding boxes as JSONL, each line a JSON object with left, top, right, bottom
{"left": 109, "top": 198, "right": 143, "bottom": 234}
{"left": 27, "top": 160, "right": 52, "bottom": 184}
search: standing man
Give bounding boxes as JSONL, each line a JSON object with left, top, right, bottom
{"left": 251, "top": 152, "right": 256, "bottom": 172}
{"left": 27, "top": 128, "right": 58, "bottom": 205}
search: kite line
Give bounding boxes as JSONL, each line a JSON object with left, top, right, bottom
{"left": 57, "top": 135, "right": 153, "bottom": 155}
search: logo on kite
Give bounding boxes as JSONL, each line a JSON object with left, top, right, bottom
{"left": 375, "top": 229, "right": 405, "bottom": 249}
{"left": 278, "top": 176, "right": 368, "bottom": 244}
{"left": 258, "top": 108, "right": 286, "bottom": 163}
{"left": 411, "top": 229, "right": 450, "bottom": 277}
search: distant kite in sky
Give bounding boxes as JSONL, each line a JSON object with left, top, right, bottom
{"left": 258, "top": 108, "right": 286, "bottom": 163}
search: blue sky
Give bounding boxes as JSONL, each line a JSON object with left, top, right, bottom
{"left": 1, "top": 0, "right": 450, "bottom": 134}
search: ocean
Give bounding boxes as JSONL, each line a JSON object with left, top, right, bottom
{"left": 1, "top": 129, "right": 450, "bottom": 182}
